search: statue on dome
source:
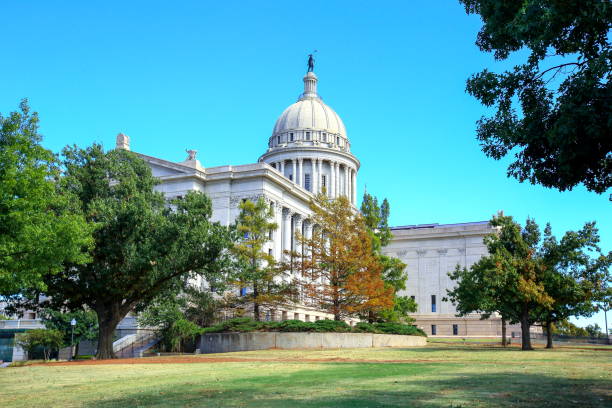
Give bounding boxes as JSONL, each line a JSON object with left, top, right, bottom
{"left": 307, "top": 52, "right": 316, "bottom": 72}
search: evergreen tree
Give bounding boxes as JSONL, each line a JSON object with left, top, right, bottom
{"left": 360, "top": 192, "right": 416, "bottom": 322}
{"left": 232, "top": 197, "right": 294, "bottom": 321}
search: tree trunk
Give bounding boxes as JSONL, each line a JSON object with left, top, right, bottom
{"left": 520, "top": 310, "right": 533, "bottom": 351}
{"left": 501, "top": 317, "right": 507, "bottom": 347}
{"left": 253, "top": 282, "right": 260, "bottom": 321}
{"left": 368, "top": 310, "right": 375, "bottom": 324}
{"left": 95, "top": 306, "right": 126, "bottom": 359}
{"left": 545, "top": 320, "right": 553, "bottom": 349}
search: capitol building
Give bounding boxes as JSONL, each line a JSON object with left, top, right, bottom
{"left": 116, "top": 68, "right": 512, "bottom": 337}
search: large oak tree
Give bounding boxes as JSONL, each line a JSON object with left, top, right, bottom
{"left": 38, "top": 144, "right": 233, "bottom": 358}
{"left": 461, "top": 0, "right": 611, "bottom": 193}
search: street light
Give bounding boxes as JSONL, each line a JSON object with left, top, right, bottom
{"left": 70, "top": 318, "right": 77, "bottom": 360}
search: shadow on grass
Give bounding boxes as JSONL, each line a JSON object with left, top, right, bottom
{"left": 83, "top": 363, "right": 611, "bottom": 408}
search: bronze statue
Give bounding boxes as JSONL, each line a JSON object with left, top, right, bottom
{"left": 307, "top": 53, "right": 315, "bottom": 72}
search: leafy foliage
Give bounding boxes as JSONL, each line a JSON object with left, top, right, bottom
{"left": 201, "top": 317, "right": 426, "bottom": 336}
{"left": 232, "top": 198, "right": 294, "bottom": 320}
{"left": 15, "top": 329, "right": 64, "bottom": 361}
{"left": 0, "top": 100, "right": 92, "bottom": 295}
{"left": 40, "top": 308, "right": 98, "bottom": 355}
{"left": 461, "top": 0, "right": 612, "bottom": 193}
{"left": 447, "top": 214, "right": 611, "bottom": 350}
{"left": 360, "top": 192, "right": 415, "bottom": 323}
{"left": 34, "top": 144, "right": 233, "bottom": 359}
{"left": 291, "top": 194, "right": 393, "bottom": 321}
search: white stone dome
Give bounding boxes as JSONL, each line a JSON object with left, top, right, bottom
{"left": 267, "top": 72, "right": 350, "bottom": 152}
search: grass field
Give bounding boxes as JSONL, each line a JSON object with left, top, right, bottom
{"left": 1, "top": 343, "right": 610, "bottom": 407}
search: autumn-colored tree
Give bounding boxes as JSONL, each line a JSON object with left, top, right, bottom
{"left": 233, "top": 198, "right": 295, "bottom": 321}
{"left": 295, "top": 194, "right": 393, "bottom": 321}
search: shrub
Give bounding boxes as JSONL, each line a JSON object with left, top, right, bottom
{"left": 201, "top": 317, "right": 426, "bottom": 336}
{"left": 312, "top": 319, "right": 351, "bottom": 332}
{"left": 374, "top": 322, "right": 426, "bottom": 336}
{"left": 15, "top": 329, "right": 64, "bottom": 360}
{"left": 353, "top": 322, "right": 378, "bottom": 333}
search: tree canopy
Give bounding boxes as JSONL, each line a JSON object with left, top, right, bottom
{"left": 297, "top": 194, "right": 393, "bottom": 321}
{"left": 461, "top": 0, "right": 611, "bottom": 193}
{"left": 360, "top": 192, "right": 416, "bottom": 323}
{"left": 34, "top": 144, "right": 234, "bottom": 359}
{"left": 232, "top": 197, "right": 294, "bottom": 321}
{"left": 447, "top": 214, "right": 611, "bottom": 350}
{"left": 0, "top": 100, "right": 92, "bottom": 295}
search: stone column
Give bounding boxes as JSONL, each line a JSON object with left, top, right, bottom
{"left": 298, "top": 158, "right": 303, "bottom": 187}
{"left": 330, "top": 161, "right": 336, "bottom": 197}
{"left": 274, "top": 203, "right": 283, "bottom": 261}
{"left": 280, "top": 160, "right": 285, "bottom": 177}
{"left": 318, "top": 159, "right": 323, "bottom": 194}
{"left": 292, "top": 159, "right": 297, "bottom": 183}
{"left": 294, "top": 215, "right": 303, "bottom": 256}
{"left": 335, "top": 162, "right": 340, "bottom": 198}
{"left": 343, "top": 165, "right": 348, "bottom": 197}
{"left": 312, "top": 158, "right": 318, "bottom": 193}
{"left": 351, "top": 169, "right": 357, "bottom": 204}
{"left": 282, "top": 208, "right": 292, "bottom": 259}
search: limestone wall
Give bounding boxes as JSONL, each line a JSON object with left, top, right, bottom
{"left": 198, "top": 332, "right": 426, "bottom": 354}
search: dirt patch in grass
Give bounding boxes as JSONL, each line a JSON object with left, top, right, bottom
{"left": 33, "top": 356, "right": 445, "bottom": 366}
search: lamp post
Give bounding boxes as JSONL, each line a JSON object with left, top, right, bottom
{"left": 70, "top": 318, "right": 77, "bottom": 360}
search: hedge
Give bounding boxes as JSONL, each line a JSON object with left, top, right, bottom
{"left": 201, "top": 317, "right": 426, "bottom": 337}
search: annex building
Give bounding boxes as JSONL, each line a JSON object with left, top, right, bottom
{"left": 114, "top": 68, "right": 511, "bottom": 337}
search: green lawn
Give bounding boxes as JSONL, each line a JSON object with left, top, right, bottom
{"left": 1, "top": 344, "right": 610, "bottom": 407}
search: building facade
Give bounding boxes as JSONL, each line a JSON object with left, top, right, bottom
{"left": 117, "top": 69, "right": 509, "bottom": 335}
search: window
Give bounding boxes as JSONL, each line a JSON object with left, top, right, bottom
{"left": 431, "top": 295, "right": 437, "bottom": 313}
{"left": 289, "top": 174, "right": 293, "bottom": 181}
{"left": 268, "top": 229, "right": 273, "bottom": 239}
{"left": 322, "top": 133, "right": 326, "bottom": 142}
{"left": 294, "top": 313, "right": 300, "bottom": 320}
{"left": 305, "top": 314, "right": 310, "bottom": 322}
{"left": 306, "top": 131, "right": 311, "bottom": 140}
{"left": 431, "top": 325, "right": 437, "bottom": 335}
{"left": 290, "top": 133, "right": 294, "bottom": 141}
{"left": 277, "top": 136, "right": 280, "bottom": 144}
{"left": 453, "top": 324, "right": 459, "bottom": 336}
{"left": 304, "top": 174, "right": 311, "bottom": 191}
{"left": 281, "top": 311, "right": 287, "bottom": 321}
{"left": 321, "top": 175, "right": 327, "bottom": 188}
{"left": 336, "top": 136, "right": 340, "bottom": 145}
{"left": 268, "top": 248, "right": 272, "bottom": 257}
{"left": 315, "top": 316, "right": 320, "bottom": 321}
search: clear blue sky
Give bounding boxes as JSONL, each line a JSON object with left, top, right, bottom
{"left": 1, "top": 1, "right": 609, "bottom": 331}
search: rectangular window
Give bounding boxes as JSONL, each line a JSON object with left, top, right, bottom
{"left": 277, "top": 136, "right": 280, "bottom": 144}
{"left": 336, "top": 136, "right": 340, "bottom": 145}
{"left": 322, "top": 133, "right": 326, "bottom": 142}
{"left": 282, "top": 311, "right": 287, "bottom": 321}
{"left": 268, "top": 248, "right": 272, "bottom": 257}
{"left": 304, "top": 174, "right": 311, "bottom": 191}
{"left": 321, "top": 175, "right": 327, "bottom": 188}
{"left": 289, "top": 174, "right": 293, "bottom": 181}
{"left": 290, "top": 133, "right": 294, "bottom": 141}
{"left": 315, "top": 316, "right": 320, "bottom": 321}
{"left": 305, "top": 314, "right": 310, "bottom": 322}
{"left": 431, "top": 325, "right": 437, "bottom": 335}
{"left": 268, "top": 229, "right": 273, "bottom": 240}
{"left": 431, "top": 295, "right": 437, "bottom": 313}
{"left": 306, "top": 131, "right": 311, "bottom": 140}
{"left": 453, "top": 324, "right": 458, "bottom": 335}
{"left": 294, "top": 313, "right": 300, "bottom": 320}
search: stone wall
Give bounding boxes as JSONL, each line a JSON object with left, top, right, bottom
{"left": 198, "top": 332, "right": 426, "bottom": 354}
